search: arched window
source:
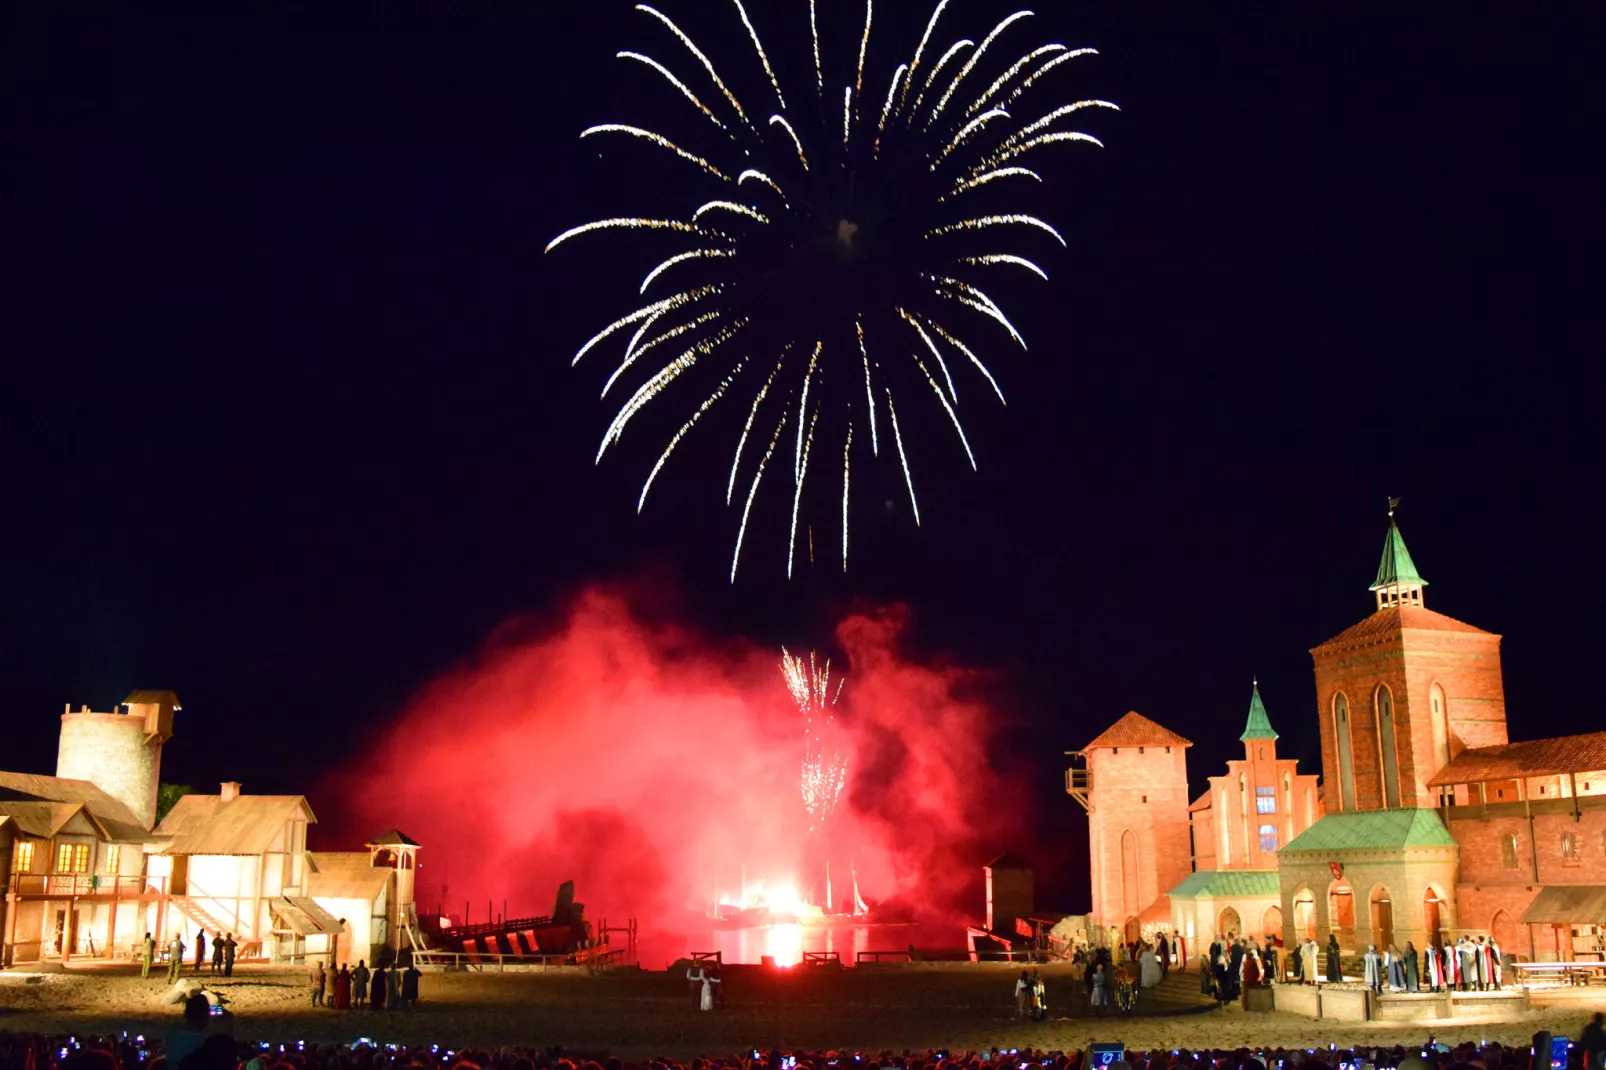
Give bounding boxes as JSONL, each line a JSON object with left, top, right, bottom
{"left": 1429, "top": 683, "right": 1451, "bottom": 770}
{"left": 1120, "top": 829, "right": 1139, "bottom": 914}
{"left": 1218, "top": 791, "right": 1231, "bottom": 865}
{"left": 1258, "top": 824, "right": 1278, "bottom": 852}
{"left": 1561, "top": 831, "right": 1580, "bottom": 866}
{"left": 1334, "top": 692, "right": 1356, "bottom": 811}
{"left": 1376, "top": 684, "right": 1401, "bottom": 808}
{"left": 1500, "top": 833, "right": 1519, "bottom": 869}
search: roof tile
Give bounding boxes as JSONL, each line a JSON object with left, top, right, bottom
{"left": 1082, "top": 711, "right": 1192, "bottom": 751}
{"left": 1427, "top": 731, "right": 1606, "bottom": 787}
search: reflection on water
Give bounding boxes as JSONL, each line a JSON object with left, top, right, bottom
{"left": 638, "top": 922, "right": 958, "bottom": 968}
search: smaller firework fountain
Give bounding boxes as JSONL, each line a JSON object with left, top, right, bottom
{"left": 782, "top": 647, "right": 848, "bottom": 832}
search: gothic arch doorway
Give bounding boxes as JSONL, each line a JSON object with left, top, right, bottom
{"left": 1262, "top": 904, "right": 1283, "bottom": 940}
{"left": 1491, "top": 909, "right": 1519, "bottom": 954}
{"left": 1120, "top": 829, "right": 1139, "bottom": 916}
{"left": 1369, "top": 885, "right": 1395, "bottom": 949}
{"left": 1217, "top": 906, "right": 1242, "bottom": 941}
{"left": 1329, "top": 879, "right": 1356, "bottom": 949}
{"left": 1423, "top": 887, "right": 1445, "bottom": 944}
{"left": 1293, "top": 888, "right": 1317, "bottom": 941}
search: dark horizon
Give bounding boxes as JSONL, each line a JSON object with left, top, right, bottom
{"left": 4, "top": 2, "right": 1602, "bottom": 915}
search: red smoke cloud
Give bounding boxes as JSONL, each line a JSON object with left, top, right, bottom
{"left": 328, "top": 585, "right": 1016, "bottom": 956}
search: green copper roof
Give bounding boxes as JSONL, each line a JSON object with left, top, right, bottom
{"left": 1168, "top": 869, "right": 1281, "bottom": 900}
{"left": 1370, "top": 518, "right": 1428, "bottom": 592}
{"left": 1240, "top": 682, "right": 1278, "bottom": 742}
{"left": 1280, "top": 809, "right": 1457, "bottom": 854}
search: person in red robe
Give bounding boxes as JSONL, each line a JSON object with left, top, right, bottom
{"left": 333, "top": 964, "right": 352, "bottom": 1009}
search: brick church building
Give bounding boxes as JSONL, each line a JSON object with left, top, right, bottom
{"left": 1069, "top": 510, "right": 1606, "bottom": 962}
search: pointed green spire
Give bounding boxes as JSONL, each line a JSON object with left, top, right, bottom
{"left": 1370, "top": 502, "right": 1428, "bottom": 592}
{"left": 1240, "top": 679, "right": 1278, "bottom": 742}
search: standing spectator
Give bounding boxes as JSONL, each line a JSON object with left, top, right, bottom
{"left": 210, "top": 933, "right": 225, "bottom": 975}
{"left": 333, "top": 964, "right": 352, "bottom": 1010}
{"left": 166, "top": 933, "right": 186, "bottom": 984}
{"left": 401, "top": 963, "right": 421, "bottom": 1010}
{"left": 194, "top": 929, "right": 208, "bottom": 974}
{"left": 370, "top": 964, "right": 388, "bottom": 1010}
{"left": 353, "top": 959, "right": 371, "bottom": 1005}
{"left": 310, "top": 961, "right": 327, "bottom": 1007}
{"left": 140, "top": 932, "right": 156, "bottom": 980}
{"left": 1579, "top": 1012, "right": 1606, "bottom": 1070}
{"left": 222, "top": 933, "right": 238, "bottom": 977}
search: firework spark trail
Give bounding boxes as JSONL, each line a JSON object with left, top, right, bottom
{"left": 933, "top": 276, "right": 1027, "bottom": 348}
{"left": 569, "top": 286, "right": 718, "bottom": 366}
{"left": 927, "top": 318, "right": 1006, "bottom": 404}
{"left": 914, "top": 354, "right": 976, "bottom": 470}
{"left": 769, "top": 115, "right": 810, "bottom": 170}
{"left": 787, "top": 401, "right": 820, "bottom": 579}
{"left": 854, "top": 320, "right": 880, "bottom": 457}
{"left": 636, "top": 5, "right": 754, "bottom": 130}
{"left": 928, "top": 11, "right": 1034, "bottom": 128}
{"left": 638, "top": 361, "right": 744, "bottom": 512}
{"left": 551, "top": 0, "right": 1112, "bottom": 576}
{"left": 900, "top": 0, "right": 950, "bottom": 113}
{"left": 908, "top": 39, "right": 973, "bottom": 121}
{"left": 639, "top": 249, "right": 731, "bottom": 294}
{"left": 1005, "top": 48, "right": 1097, "bottom": 107}
{"left": 944, "top": 166, "right": 1041, "bottom": 198}
{"left": 601, "top": 319, "right": 748, "bottom": 456}
{"left": 887, "top": 388, "right": 919, "bottom": 525}
{"left": 928, "top": 214, "right": 1066, "bottom": 245}
{"left": 728, "top": 355, "right": 785, "bottom": 504}
{"left": 963, "top": 43, "right": 1065, "bottom": 118}
{"left": 580, "top": 125, "right": 730, "bottom": 179}
{"left": 546, "top": 218, "right": 700, "bottom": 254}
{"left": 604, "top": 310, "right": 723, "bottom": 397}
{"left": 874, "top": 63, "right": 908, "bottom": 156}
{"left": 737, "top": 169, "right": 788, "bottom": 203}
{"left": 841, "top": 423, "right": 852, "bottom": 570}
{"left": 617, "top": 52, "right": 730, "bottom": 133}
{"left": 855, "top": 0, "right": 873, "bottom": 106}
{"left": 959, "top": 253, "right": 1049, "bottom": 280}
{"left": 730, "top": 0, "right": 786, "bottom": 109}
{"left": 783, "top": 648, "right": 849, "bottom": 830}
{"left": 732, "top": 408, "right": 789, "bottom": 582}
{"left": 899, "top": 307, "right": 957, "bottom": 400}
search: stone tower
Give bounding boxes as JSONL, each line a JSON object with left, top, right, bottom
{"left": 56, "top": 690, "right": 178, "bottom": 830}
{"left": 1310, "top": 509, "right": 1506, "bottom": 811}
{"left": 1068, "top": 711, "right": 1193, "bottom": 942}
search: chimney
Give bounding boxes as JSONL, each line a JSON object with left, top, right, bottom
{"left": 220, "top": 782, "right": 241, "bottom": 802}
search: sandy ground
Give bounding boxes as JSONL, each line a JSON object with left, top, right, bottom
{"left": 2, "top": 963, "right": 1603, "bottom": 1059}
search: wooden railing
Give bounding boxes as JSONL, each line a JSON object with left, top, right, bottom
{"left": 413, "top": 945, "right": 630, "bottom": 971}
{"left": 855, "top": 950, "right": 914, "bottom": 963}
{"left": 801, "top": 950, "right": 841, "bottom": 967}
{"left": 8, "top": 874, "right": 168, "bottom": 896}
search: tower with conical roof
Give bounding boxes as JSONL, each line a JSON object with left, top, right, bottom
{"left": 1067, "top": 710, "right": 1194, "bottom": 943}
{"left": 1309, "top": 503, "right": 1506, "bottom": 813}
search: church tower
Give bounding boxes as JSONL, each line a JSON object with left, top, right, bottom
{"left": 1067, "top": 711, "right": 1193, "bottom": 942}
{"left": 1310, "top": 506, "right": 1507, "bottom": 812}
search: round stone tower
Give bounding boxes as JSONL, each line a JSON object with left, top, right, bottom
{"left": 56, "top": 690, "right": 179, "bottom": 831}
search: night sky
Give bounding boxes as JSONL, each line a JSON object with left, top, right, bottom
{"left": 4, "top": 2, "right": 1602, "bottom": 911}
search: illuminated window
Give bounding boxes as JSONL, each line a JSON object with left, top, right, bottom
{"left": 1500, "top": 833, "right": 1519, "bottom": 870}
{"left": 12, "top": 841, "right": 34, "bottom": 873}
{"left": 1259, "top": 824, "right": 1278, "bottom": 852}
{"left": 104, "top": 845, "right": 121, "bottom": 874}
{"left": 1256, "top": 786, "right": 1276, "bottom": 814}
{"left": 1561, "top": 831, "right": 1580, "bottom": 866}
{"left": 54, "top": 843, "right": 90, "bottom": 874}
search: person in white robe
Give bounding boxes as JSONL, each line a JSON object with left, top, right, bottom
{"left": 1300, "top": 939, "right": 1318, "bottom": 985}
{"left": 1138, "top": 943, "right": 1162, "bottom": 988}
{"left": 1363, "top": 944, "right": 1383, "bottom": 994}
